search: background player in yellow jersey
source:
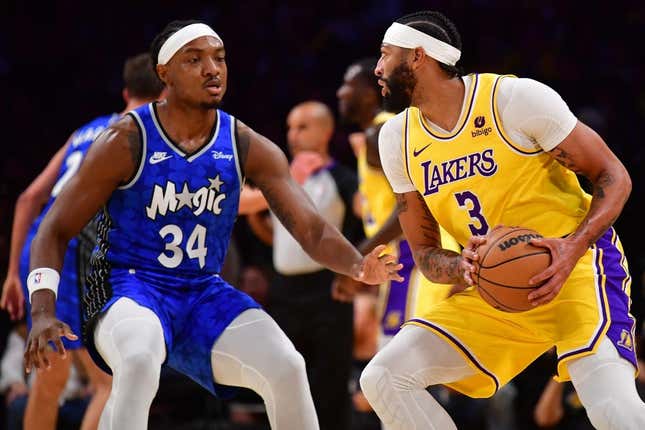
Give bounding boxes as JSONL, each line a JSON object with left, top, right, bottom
{"left": 360, "top": 10, "right": 645, "bottom": 430}
{"left": 335, "top": 58, "right": 459, "bottom": 344}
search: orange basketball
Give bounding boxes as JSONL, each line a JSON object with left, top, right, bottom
{"left": 475, "top": 226, "right": 552, "bottom": 312}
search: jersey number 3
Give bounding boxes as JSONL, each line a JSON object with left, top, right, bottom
{"left": 158, "top": 224, "right": 208, "bottom": 268}
{"left": 454, "top": 191, "right": 489, "bottom": 236}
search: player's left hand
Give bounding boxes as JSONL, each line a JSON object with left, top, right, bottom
{"left": 354, "top": 245, "right": 403, "bottom": 285}
{"left": 527, "top": 236, "right": 587, "bottom": 306}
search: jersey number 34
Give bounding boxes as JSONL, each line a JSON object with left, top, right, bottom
{"left": 157, "top": 224, "right": 207, "bottom": 269}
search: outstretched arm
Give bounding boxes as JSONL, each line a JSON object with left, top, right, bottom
{"left": 25, "top": 116, "right": 139, "bottom": 370}
{"left": 1, "top": 141, "right": 69, "bottom": 320}
{"left": 239, "top": 121, "right": 402, "bottom": 284}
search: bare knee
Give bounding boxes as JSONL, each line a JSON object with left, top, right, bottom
{"left": 31, "top": 353, "right": 71, "bottom": 399}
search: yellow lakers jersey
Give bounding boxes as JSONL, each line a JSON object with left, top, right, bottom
{"left": 358, "top": 111, "right": 397, "bottom": 238}
{"left": 403, "top": 73, "right": 591, "bottom": 246}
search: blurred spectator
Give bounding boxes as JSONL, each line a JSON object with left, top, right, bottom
{"left": 248, "top": 101, "right": 362, "bottom": 430}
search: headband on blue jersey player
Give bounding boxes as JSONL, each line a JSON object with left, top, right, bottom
{"left": 382, "top": 22, "right": 461, "bottom": 66}
{"left": 157, "top": 23, "right": 223, "bottom": 65}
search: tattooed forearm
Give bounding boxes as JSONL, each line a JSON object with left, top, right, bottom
{"left": 592, "top": 170, "right": 614, "bottom": 199}
{"left": 550, "top": 147, "right": 583, "bottom": 174}
{"left": 415, "top": 192, "right": 440, "bottom": 242}
{"left": 415, "top": 247, "right": 462, "bottom": 284}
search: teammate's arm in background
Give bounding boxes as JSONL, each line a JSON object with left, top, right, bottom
{"left": 24, "top": 116, "right": 139, "bottom": 371}
{"left": 238, "top": 120, "right": 403, "bottom": 284}
{"left": 1, "top": 140, "right": 71, "bottom": 320}
{"left": 357, "top": 122, "right": 402, "bottom": 254}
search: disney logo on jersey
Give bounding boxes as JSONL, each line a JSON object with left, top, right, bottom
{"left": 211, "top": 150, "right": 233, "bottom": 161}
{"left": 149, "top": 151, "right": 174, "bottom": 164}
{"left": 471, "top": 115, "right": 493, "bottom": 138}
{"left": 421, "top": 149, "right": 497, "bottom": 196}
{"left": 146, "top": 175, "right": 227, "bottom": 220}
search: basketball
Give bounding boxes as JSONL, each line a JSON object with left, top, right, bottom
{"left": 475, "top": 226, "right": 552, "bottom": 312}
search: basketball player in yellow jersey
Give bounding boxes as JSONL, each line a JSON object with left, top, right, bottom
{"left": 335, "top": 58, "right": 459, "bottom": 344}
{"left": 360, "top": 10, "right": 645, "bottom": 430}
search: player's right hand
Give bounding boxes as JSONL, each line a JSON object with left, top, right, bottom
{"left": 24, "top": 315, "right": 77, "bottom": 373}
{"left": 0, "top": 274, "right": 25, "bottom": 320}
{"left": 460, "top": 234, "right": 487, "bottom": 286}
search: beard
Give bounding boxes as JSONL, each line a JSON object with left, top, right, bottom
{"left": 382, "top": 61, "right": 416, "bottom": 113}
{"left": 200, "top": 98, "right": 222, "bottom": 110}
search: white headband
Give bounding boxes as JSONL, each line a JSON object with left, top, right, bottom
{"left": 383, "top": 22, "right": 461, "bottom": 66}
{"left": 158, "top": 23, "right": 222, "bottom": 65}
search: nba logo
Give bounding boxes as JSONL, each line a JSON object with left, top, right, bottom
{"left": 34, "top": 272, "right": 42, "bottom": 284}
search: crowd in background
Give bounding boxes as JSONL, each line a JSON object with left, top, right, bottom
{"left": 1, "top": 1, "right": 644, "bottom": 429}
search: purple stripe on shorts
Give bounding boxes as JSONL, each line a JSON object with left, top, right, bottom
{"left": 558, "top": 227, "right": 636, "bottom": 368}
{"left": 381, "top": 240, "right": 415, "bottom": 336}
{"left": 408, "top": 317, "right": 500, "bottom": 393}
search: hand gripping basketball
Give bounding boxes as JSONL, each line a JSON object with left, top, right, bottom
{"left": 526, "top": 235, "right": 588, "bottom": 306}
{"left": 474, "top": 226, "right": 552, "bottom": 312}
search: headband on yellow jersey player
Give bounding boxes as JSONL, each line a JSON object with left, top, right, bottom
{"left": 157, "top": 23, "right": 223, "bottom": 65}
{"left": 382, "top": 22, "right": 461, "bottom": 66}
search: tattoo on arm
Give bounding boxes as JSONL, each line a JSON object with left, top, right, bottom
{"left": 593, "top": 170, "right": 614, "bottom": 199}
{"left": 415, "top": 192, "right": 440, "bottom": 242}
{"left": 416, "top": 248, "right": 462, "bottom": 283}
{"left": 125, "top": 128, "right": 142, "bottom": 172}
{"left": 550, "top": 147, "right": 583, "bottom": 174}
{"left": 396, "top": 193, "right": 408, "bottom": 213}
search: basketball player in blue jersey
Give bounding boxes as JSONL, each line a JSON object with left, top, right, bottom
{"left": 359, "top": 10, "right": 645, "bottom": 430}
{"left": 22, "top": 20, "right": 402, "bottom": 430}
{"left": 0, "top": 53, "right": 164, "bottom": 430}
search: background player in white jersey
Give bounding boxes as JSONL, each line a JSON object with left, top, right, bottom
{"left": 22, "top": 20, "right": 402, "bottom": 430}
{"left": 360, "top": 10, "right": 645, "bottom": 430}
{"left": 1, "top": 53, "right": 164, "bottom": 430}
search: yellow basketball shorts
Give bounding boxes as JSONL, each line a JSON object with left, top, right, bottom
{"left": 405, "top": 227, "right": 636, "bottom": 398}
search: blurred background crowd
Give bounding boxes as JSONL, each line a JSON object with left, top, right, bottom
{"left": 1, "top": 1, "right": 644, "bottom": 429}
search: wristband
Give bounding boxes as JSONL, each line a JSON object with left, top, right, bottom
{"left": 27, "top": 268, "right": 59, "bottom": 303}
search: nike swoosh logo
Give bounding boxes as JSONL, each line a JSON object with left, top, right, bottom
{"left": 413, "top": 143, "right": 432, "bottom": 157}
{"left": 149, "top": 155, "right": 173, "bottom": 164}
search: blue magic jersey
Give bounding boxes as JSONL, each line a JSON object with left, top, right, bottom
{"left": 20, "top": 113, "right": 118, "bottom": 348}
{"left": 32, "top": 113, "right": 119, "bottom": 231}
{"left": 93, "top": 103, "right": 242, "bottom": 276}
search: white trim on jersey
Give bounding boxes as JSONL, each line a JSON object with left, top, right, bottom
{"left": 119, "top": 110, "right": 148, "bottom": 190}
{"left": 229, "top": 116, "right": 244, "bottom": 189}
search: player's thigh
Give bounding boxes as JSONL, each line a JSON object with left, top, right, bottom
{"left": 368, "top": 324, "right": 475, "bottom": 385}
{"left": 210, "top": 308, "right": 304, "bottom": 386}
{"left": 94, "top": 297, "right": 166, "bottom": 367}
